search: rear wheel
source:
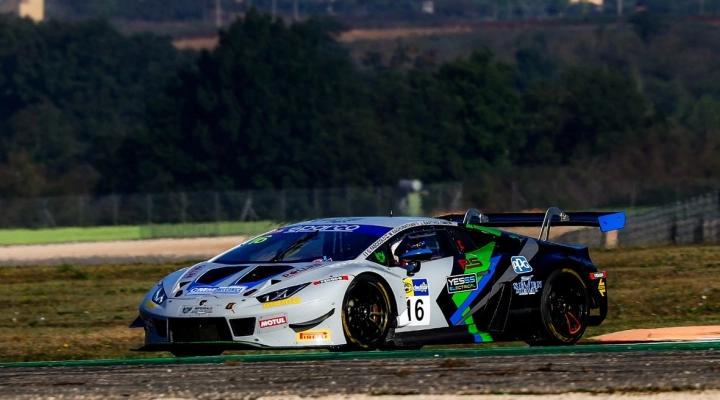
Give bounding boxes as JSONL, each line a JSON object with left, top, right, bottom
{"left": 341, "top": 274, "right": 392, "bottom": 350}
{"left": 530, "top": 268, "right": 590, "bottom": 346}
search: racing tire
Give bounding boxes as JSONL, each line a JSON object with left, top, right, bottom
{"left": 530, "top": 268, "right": 590, "bottom": 346}
{"left": 340, "top": 274, "right": 392, "bottom": 350}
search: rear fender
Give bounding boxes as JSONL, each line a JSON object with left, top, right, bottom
{"left": 587, "top": 270, "right": 608, "bottom": 325}
{"left": 549, "top": 262, "right": 607, "bottom": 326}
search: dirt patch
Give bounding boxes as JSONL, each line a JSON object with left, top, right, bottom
{"left": 0, "top": 236, "right": 249, "bottom": 266}
{"left": 172, "top": 25, "right": 477, "bottom": 50}
{"left": 173, "top": 35, "right": 219, "bottom": 50}
{"left": 591, "top": 326, "right": 720, "bottom": 343}
{"left": 337, "top": 26, "right": 476, "bottom": 42}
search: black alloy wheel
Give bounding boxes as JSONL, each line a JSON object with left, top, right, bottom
{"left": 534, "top": 268, "right": 590, "bottom": 345}
{"left": 340, "top": 274, "right": 392, "bottom": 350}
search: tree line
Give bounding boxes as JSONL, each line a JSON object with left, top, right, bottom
{"left": 46, "top": 0, "right": 720, "bottom": 22}
{"left": 0, "top": 10, "right": 716, "bottom": 208}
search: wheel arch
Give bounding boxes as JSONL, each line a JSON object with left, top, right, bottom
{"left": 353, "top": 272, "right": 399, "bottom": 321}
{"left": 540, "top": 256, "right": 598, "bottom": 308}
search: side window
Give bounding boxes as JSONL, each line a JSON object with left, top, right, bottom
{"left": 430, "top": 229, "right": 457, "bottom": 258}
{"left": 464, "top": 228, "right": 498, "bottom": 249}
{"left": 389, "top": 228, "right": 457, "bottom": 266}
{"left": 447, "top": 228, "right": 479, "bottom": 253}
{"left": 366, "top": 244, "right": 391, "bottom": 267}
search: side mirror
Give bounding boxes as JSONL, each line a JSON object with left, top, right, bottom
{"left": 400, "top": 248, "right": 433, "bottom": 276}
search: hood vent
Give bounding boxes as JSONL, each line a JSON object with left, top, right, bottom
{"left": 236, "top": 265, "right": 293, "bottom": 284}
{"left": 196, "top": 266, "right": 249, "bottom": 285}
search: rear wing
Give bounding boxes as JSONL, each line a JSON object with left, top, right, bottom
{"left": 438, "top": 207, "right": 626, "bottom": 241}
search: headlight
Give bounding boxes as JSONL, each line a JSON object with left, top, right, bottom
{"left": 151, "top": 284, "right": 167, "bottom": 305}
{"left": 256, "top": 283, "right": 310, "bottom": 303}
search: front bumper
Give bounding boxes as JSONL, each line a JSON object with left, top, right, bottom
{"left": 136, "top": 293, "right": 345, "bottom": 350}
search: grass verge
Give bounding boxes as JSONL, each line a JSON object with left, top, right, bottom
{"left": 0, "top": 226, "right": 143, "bottom": 245}
{"left": 0, "top": 221, "right": 280, "bottom": 246}
{"left": 2, "top": 244, "right": 720, "bottom": 362}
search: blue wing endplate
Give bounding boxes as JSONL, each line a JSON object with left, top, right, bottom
{"left": 598, "top": 211, "right": 626, "bottom": 232}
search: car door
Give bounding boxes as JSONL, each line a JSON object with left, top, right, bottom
{"left": 389, "top": 227, "right": 459, "bottom": 332}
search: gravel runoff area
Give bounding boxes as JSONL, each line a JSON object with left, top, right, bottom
{"left": 0, "top": 236, "right": 250, "bottom": 266}
{"left": 259, "top": 394, "right": 720, "bottom": 400}
{"left": 5, "top": 350, "right": 720, "bottom": 400}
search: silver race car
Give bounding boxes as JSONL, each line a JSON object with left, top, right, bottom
{"left": 131, "top": 208, "right": 625, "bottom": 356}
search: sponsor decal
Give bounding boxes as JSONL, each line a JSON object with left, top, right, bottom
{"left": 313, "top": 276, "right": 349, "bottom": 285}
{"left": 513, "top": 275, "right": 542, "bottom": 295}
{"left": 320, "top": 218, "right": 364, "bottom": 223}
{"left": 597, "top": 278, "right": 606, "bottom": 297}
{"left": 590, "top": 271, "right": 607, "bottom": 280}
{"left": 297, "top": 331, "right": 330, "bottom": 341}
{"left": 510, "top": 256, "right": 533, "bottom": 274}
{"left": 446, "top": 273, "right": 478, "bottom": 293}
{"left": 258, "top": 315, "right": 288, "bottom": 329}
{"left": 183, "top": 264, "right": 205, "bottom": 280}
{"left": 248, "top": 235, "right": 272, "bottom": 244}
{"left": 262, "top": 297, "right": 301, "bottom": 308}
{"left": 412, "top": 279, "right": 430, "bottom": 296}
{"left": 143, "top": 300, "right": 157, "bottom": 311}
{"left": 362, "top": 220, "right": 453, "bottom": 257}
{"left": 225, "top": 303, "right": 235, "bottom": 310}
{"left": 458, "top": 255, "right": 483, "bottom": 271}
{"left": 282, "top": 264, "right": 322, "bottom": 278}
{"left": 178, "top": 306, "right": 214, "bottom": 316}
{"left": 186, "top": 286, "right": 246, "bottom": 296}
{"left": 287, "top": 225, "right": 361, "bottom": 233}
{"left": 373, "top": 251, "right": 386, "bottom": 264}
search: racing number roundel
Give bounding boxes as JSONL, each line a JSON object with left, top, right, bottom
{"left": 403, "top": 278, "right": 430, "bottom": 326}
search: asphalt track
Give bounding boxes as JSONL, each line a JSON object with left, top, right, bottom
{"left": 2, "top": 342, "right": 720, "bottom": 399}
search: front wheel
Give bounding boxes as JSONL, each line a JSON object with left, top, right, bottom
{"left": 531, "top": 268, "right": 590, "bottom": 345}
{"left": 340, "top": 274, "right": 392, "bottom": 350}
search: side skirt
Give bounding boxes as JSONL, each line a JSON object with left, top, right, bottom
{"left": 390, "top": 326, "right": 485, "bottom": 347}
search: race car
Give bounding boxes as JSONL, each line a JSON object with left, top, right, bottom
{"left": 131, "top": 207, "right": 624, "bottom": 356}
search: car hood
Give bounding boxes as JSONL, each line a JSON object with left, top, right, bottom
{"left": 165, "top": 261, "right": 341, "bottom": 299}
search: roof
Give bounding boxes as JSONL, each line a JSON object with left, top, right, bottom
{"left": 289, "top": 216, "right": 455, "bottom": 229}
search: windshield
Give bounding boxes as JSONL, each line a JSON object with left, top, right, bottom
{"left": 214, "top": 224, "right": 391, "bottom": 264}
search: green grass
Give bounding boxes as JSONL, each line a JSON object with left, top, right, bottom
{"left": 0, "top": 226, "right": 143, "bottom": 245}
{"left": 139, "top": 221, "right": 280, "bottom": 240}
{"left": 2, "top": 244, "right": 720, "bottom": 362}
{"left": 0, "top": 221, "right": 281, "bottom": 246}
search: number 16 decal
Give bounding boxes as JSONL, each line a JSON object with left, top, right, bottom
{"left": 403, "top": 278, "right": 430, "bottom": 326}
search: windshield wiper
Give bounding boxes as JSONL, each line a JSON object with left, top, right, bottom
{"left": 270, "top": 231, "right": 319, "bottom": 262}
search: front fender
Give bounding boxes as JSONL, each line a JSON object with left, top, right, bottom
{"left": 326, "top": 261, "right": 407, "bottom": 324}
